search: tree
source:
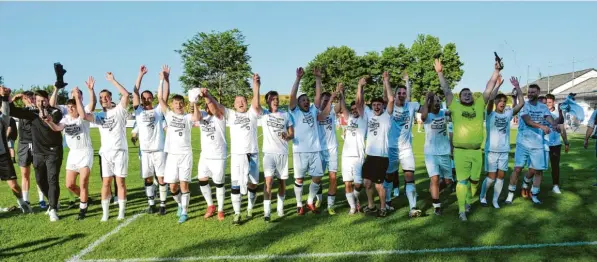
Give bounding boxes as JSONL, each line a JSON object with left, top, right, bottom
{"left": 176, "top": 28, "right": 252, "bottom": 107}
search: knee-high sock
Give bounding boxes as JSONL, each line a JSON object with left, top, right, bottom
{"left": 494, "top": 179, "right": 504, "bottom": 203}
{"left": 181, "top": 192, "right": 190, "bottom": 215}
{"left": 308, "top": 182, "right": 320, "bottom": 205}
{"left": 37, "top": 185, "right": 44, "bottom": 202}
{"left": 101, "top": 197, "right": 110, "bottom": 220}
{"left": 383, "top": 178, "right": 392, "bottom": 203}
{"left": 480, "top": 177, "right": 495, "bottom": 200}
{"left": 231, "top": 186, "right": 241, "bottom": 215}
{"left": 264, "top": 200, "right": 271, "bottom": 216}
{"left": 327, "top": 193, "right": 336, "bottom": 208}
{"left": 294, "top": 182, "right": 303, "bottom": 207}
{"left": 145, "top": 182, "right": 155, "bottom": 206}
{"left": 456, "top": 180, "right": 468, "bottom": 213}
{"left": 172, "top": 190, "right": 182, "bottom": 206}
{"left": 22, "top": 191, "right": 29, "bottom": 203}
{"left": 248, "top": 187, "right": 257, "bottom": 210}
{"left": 215, "top": 185, "right": 225, "bottom": 212}
{"left": 316, "top": 184, "right": 323, "bottom": 204}
{"left": 471, "top": 180, "right": 479, "bottom": 198}
{"left": 465, "top": 181, "right": 472, "bottom": 205}
{"left": 346, "top": 193, "right": 356, "bottom": 210}
{"left": 118, "top": 199, "right": 127, "bottom": 218}
{"left": 199, "top": 182, "right": 213, "bottom": 207}
{"left": 158, "top": 183, "right": 167, "bottom": 207}
{"left": 277, "top": 194, "right": 285, "bottom": 214}
{"left": 405, "top": 182, "right": 417, "bottom": 209}
{"left": 353, "top": 187, "right": 361, "bottom": 205}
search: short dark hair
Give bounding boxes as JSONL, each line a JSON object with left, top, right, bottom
{"left": 529, "top": 84, "right": 541, "bottom": 91}
{"left": 100, "top": 89, "right": 112, "bottom": 97}
{"left": 34, "top": 90, "right": 49, "bottom": 99}
{"left": 23, "top": 91, "right": 34, "bottom": 97}
{"left": 321, "top": 92, "right": 332, "bottom": 98}
{"left": 141, "top": 90, "right": 153, "bottom": 98}
{"left": 495, "top": 94, "right": 507, "bottom": 102}
{"left": 460, "top": 88, "right": 471, "bottom": 93}
{"left": 265, "top": 91, "right": 278, "bottom": 101}
{"left": 538, "top": 95, "right": 546, "bottom": 101}
{"left": 350, "top": 101, "right": 356, "bottom": 107}
{"left": 371, "top": 97, "right": 385, "bottom": 104}
{"left": 545, "top": 94, "right": 555, "bottom": 100}
{"left": 66, "top": 99, "right": 76, "bottom": 106}
{"left": 395, "top": 85, "right": 407, "bottom": 92}
{"left": 172, "top": 94, "right": 185, "bottom": 102}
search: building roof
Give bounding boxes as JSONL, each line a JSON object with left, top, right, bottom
{"left": 553, "top": 78, "right": 597, "bottom": 99}
{"left": 521, "top": 68, "right": 595, "bottom": 95}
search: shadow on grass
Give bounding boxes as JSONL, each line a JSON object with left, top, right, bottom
{"left": 0, "top": 233, "right": 85, "bottom": 259}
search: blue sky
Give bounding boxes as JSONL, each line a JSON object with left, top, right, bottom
{"left": 1, "top": 2, "right": 596, "bottom": 105}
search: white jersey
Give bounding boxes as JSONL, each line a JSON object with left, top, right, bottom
{"left": 260, "top": 109, "right": 292, "bottom": 155}
{"left": 424, "top": 109, "right": 451, "bottom": 156}
{"left": 290, "top": 104, "right": 321, "bottom": 153}
{"left": 547, "top": 109, "right": 561, "bottom": 146}
{"left": 199, "top": 112, "right": 227, "bottom": 159}
{"left": 94, "top": 104, "right": 128, "bottom": 154}
{"left": 164, "top": 111, "right": 194, "bottom": 155}
{"left": 486, "top": 109, "right": 514, "bottom": 153}
{"left": 134, "top": 107, "right": 166, "bottom": 152}
{"left": 364, "top": 107, "right": 391, "bottom": 157}
{"left": 342, "top": 114, "right": 368, "bottom": 158}
{"left": 60, "top": 115, "right": 92, "bottom": 150}
{"left": 225, "top": 107, "right": 259, "bottom": 154}
{"left": 318, "top": 105, "right": 337, "bottom": 150}
{"left": 517, "top": 102, "right": 551, "bottom": 149}
{"left": 389, "top": 102, "right": 420, "bottom": 149}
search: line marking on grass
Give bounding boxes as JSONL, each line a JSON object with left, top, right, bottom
{"left": 67, "top": 213, "right": 144, "bottom": 262}
{"left": 77, "top": 240, "right": 597, "bottom": 261}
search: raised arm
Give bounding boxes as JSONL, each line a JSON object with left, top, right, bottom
{"left": 251, "top": 73, "right": 263, "bottom": 114}
{"left": 49, "top": 86, "right": 59, "bottom": 107}
{"left": 84, "top": 76, "right": 97, "bottom": 113}
{"left": 161, "top": 65, "right": 171, "bottom": 102}
{"left": 420, "top": 92, "right": 434, "bottom": 122}
{"left": 318, "top": 89, "right": 337, "bottom": 121}
{"left": 484, "top": 61, "right": 502, "bottom": 104}
{"left": 510, "top": 77, "right": 525, "bottom": 115}
{"left": 105, "top": 72, "right": 129, "bottom": 108}
{"left": 157, "top": 73, "right": 169, "bottom": 113}
{"left": 313, "top": 67, "right": 322, "bottom": 109}
{"left": 0, "top": 87, "right": 11, "bottom": 126}
{"left": 486, "top": 75, "right": 504, "bottom": 114}
{"left": 202, "top": 88, "right": 225, "bottom": 119}
{"left": 338, "top": 88, "right": 349, "bottom": 121}
{"left": 289, "top": 67, "right": 304, "bottom": 111}
{"left": 356, "top": 77, "right": 366, "bottom": 117}
{"left": 383, "top": 71, "right": 395, "bottom": 115}
{"left": 435, "top": 59, "right": 453, "bottom": 107}
{"left": 192, "top": 103, "right": 202, "bottom": 122}
{"left": 403, "top": 71, "right": 411, "bottom": 103}
{"left": 133, "top": 65, "right": 148, "bottom": 109}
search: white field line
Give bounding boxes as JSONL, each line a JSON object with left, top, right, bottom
{"left": 78, "top": 241, "right": 597, "bottom": 261}
{"left": 67, "top": 213, "right": 144, "bottom": 262}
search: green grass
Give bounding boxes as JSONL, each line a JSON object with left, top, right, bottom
{"left": 1, "top": 128, "right": 597, "bottom": 261}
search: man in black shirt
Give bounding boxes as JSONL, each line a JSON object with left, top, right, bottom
{"left": 0, "top": 86, "right": 33, "bottom": 213}
{"left": 7, "top": 116, "right": 17, "bottom": 163}
{"left": 7, "top": 89, "right": 64, "bottom": 221}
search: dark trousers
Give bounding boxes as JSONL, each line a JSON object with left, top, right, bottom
{"left": 33, "top": 154, "right": 63, "bottom": 210}
{"left": 549, "top": 145, "right": 562, "bottom": 186}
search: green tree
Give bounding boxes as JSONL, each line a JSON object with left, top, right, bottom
{"left": 176, "top": 28, "right": 252, "bottom": 107}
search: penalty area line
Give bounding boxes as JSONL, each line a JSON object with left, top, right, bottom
{"left": 78, "top": 240, "right": 597, "bottom": 261}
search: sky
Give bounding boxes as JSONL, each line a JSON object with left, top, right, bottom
{"left": 1, "top": 1, "right": 596, "bottom": 105}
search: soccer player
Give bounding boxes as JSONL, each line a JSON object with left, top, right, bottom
{"left": 45, "top": 84, "right": 96, "bottom": 219}
{"left": 313, "top": 68, "right": 340, "bottom": 214}
{"left": 545, "top": 94, "right": 568, "bottom": 194}
{"left": 132, "top": 65, "right": 169, "bottom": 215}
{"left": 289, "top": 67, "right": 336, "bottom": 215}
{"left": 420, "top": 91, "right": 453, "bottom": 216}
{"left": 480, "top": 76, "right": 524, "bottom": 209}
{"left": 158, "top": 68, "right": 200, "bottom": 224}
{"left": 584, "top": 110, "right": 597, "bottom": 186}
{"left": 362, "top": 71, "right": 393, "bottom": 217}
{"left": 385, "top": 71, "right": 422, "bottom": 217}
{"left": 0, "top": 86, "right": 33, "bottom": 214}
{"left": 7, "top": 116, "right": 17, "bottom": 163}
{"left": 260, "top": 90, "right": 294, "bottom": 221}
{"left": 341, "top": 78, "right": 369, "bottom": 215}
{"left": 505, "top": 82, "right": 561, "bottom": 205}
{"left": 438, "top": 57, "right": 496, "bottom": 221}
{"left": 195, "top": 88, "right": 227, "bottom": 221}
{"left": 94, "top": 72, "right": 131, "bottom": 221}
{"left": 538, "top": 96, "right": 547, "bottom": 105}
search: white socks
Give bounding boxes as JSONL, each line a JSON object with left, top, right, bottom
{"left": 493, "top": 179, "right": 504, "bottom": 208}
{"left": 327, "top": 194, "right": 335, "bottom": 208}
{"left": 277, "top": 194, "right": 285, "bottom": 216}
{"left": 405, "top": 183, "right": 417, "bottom": 209}
{"left": 353, "top": 188, "right": 361, "bottom": 206}
{"left": 158, "top": 184, "right": 167, "bottom": 207}
{"left": 294, "top": 182, "right": 303, "bottom": 207}
{"left": 506, "top": 184, "right": 516, "bottom": 202}
{"left": 145, "top": 184, "right": 155, "bottom": 206}
{"left": 308, "top": 182, "right": 320, "bottom": 205}
{"left": 200, "top": 184, "right": 213, "bottom": 207}
{"left": 80, "top": 202, "right": 88, "bottom": 209}
{"left": 216, "top": 187, "right": 225, "bottom": 212}
{"left": 117, "top": 199, "right": 127, "bottom": 219}
{"left": 101, "top": 198, "right": 110, "bottom": 221}
{"left": 173, "top": 191, "right": 182, "bottom": 207}
{"left": 480, "top": 177, "right": 495, "bottom": 202}
{"left": 231, "top": 193, "right": 241, "bottom": 215}
{"left": 264, "top": 200, "right": 271, "bottom": 216}
{"left": 181, "top": 192, "right": 190, "bottom": 215}
{"left": 346, "top": 192, "right": 356, "bottom": 210}
{"left": 383, "top": 180, "right": 392, "bottom": 203}
{"left": 23, "top": 191, "right": 29, "bottom": 203}
{"left": 248, "top": 189, "right": 257, "bottom": 210}
{"left": 37, "top": 186, "right": 44, "bottom": 202}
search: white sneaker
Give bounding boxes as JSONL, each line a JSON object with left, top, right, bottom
{"left": 552, "top": 185, "right": 562, "bottom": 194}
{"left": 49, "top": 209, "right": 59, "bottom": 222}
{"left": 117, "top": 215, "right": 125, "bottom": 221}
{"left": 277, "top": 207, "right": 284, "bottom": 217}
{"left": 348, "top": 208, "right": 356, "bottom": 215}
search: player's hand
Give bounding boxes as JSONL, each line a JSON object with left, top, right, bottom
{"left": 313, "top": 67, "right": 322, "bottom": 78}
{"left": 426, "top": 91, "right": 435, "bottom": 102}
{"left": 73, "top": 87, "right": 81, "bottom": 99}
{"left": 382, "top": 71, "right": 390, "bottom": 83}
{"left": 131, "top": 135, "right": 138, "bottom": 145}
{"left": 105, "top": 72, "right": 115, "bottom": 81}
{"left": 434, "top": 58, "right": 443, "bottom": 73}
{"left": 402, "top": 70, "right": 409, "bottom": 82}
{"left": 358, "top": 77, "right": 367, "bottom": 87}
{"left": 540, "top": 125, "right": 551, "bottom": 134}
{"left": 139, "top": 65, "right": 148, "bottom": 76}
{"left": 280, "top": 132, "right": 287, "bottom": 140}
{"left": 296, "top": 67, "right": 304, "bottom": 79}
{"left": 565, "top": 144, "right": 569, "bottom": 153}
{"left": 0, "top": 85, "right": 10, "bottom": 97}
{"left": 336, "top": 83, "right": 344, "bottom": 94}
{"left": 85, "top": 76, "right": 95, "bottom": 90}
{"left": 199, "top": 88, "right": 208, "bottom": 97}
{"left": 496, "top": 74, "right": 504, "bottom": 87}
{"left": 253, "top": 73, "right": 260, "bottom": 86}
{"left": 510, "top": 76, "right": 520, "bottom": 88}
{"left": 161, "top": 65, "right": 170, "bottom": 80}
{"left": 584, "top": 139, "right": 589, "bottom": 149}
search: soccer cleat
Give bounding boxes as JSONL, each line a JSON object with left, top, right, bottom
{"left": 39, "top": 200, "right": 47, "bottom": 210}
{"left": 408, "top": 208, "right": 422, "bottom": 218}
{"left": 327, "top": 206, "right": 336, "bottom": 215}
{"left": 204, "top": 205, "right": 216, "bottom": 219}
{"left": 552, "top": 185, "right": 562, "bottom": 194}
{"left": 362, "top": 205, "right": 378, "bottom": 214}
{"left": 459, "top": 212, "right": 468, "bottom": 221}
{"left": 465, "top": 204, "right": 471, "bottom": 213}
{"left": 306, "top": 204, "right": 320, "bottom": 214}
{"left": 159, "top": 206, "right": 166, "bottom": 215}
{"left": 20, "top": 202, "right": 33, "bottom": 214}
{"left": 315, "top": 198, "right": 321, "bottom": 209}
{"left": 177, "top": 206, "right": 182, "bottom": 217}
{"left": 492, "top": 200, "right": 500, "bottom": 209}
{"left": 146, "top": 205, "right": 156, "bottom": 214}
{"left": 531, "top": 195, "right": 542, "bottom": 205}
{"left": 76, "top": 208, "right": 87, "bottom": 220}
{"left": 434, "top": 207, "right": 442, "bottom": 216}
{"left": 348, "top": 208, "right": 357, "bottom": 215}
{"left": 217, "top": 211, "right": 225, "bottom": 221}
{"left": 117, "top": 215, "right": 125, "bottom": 221}
{"left": 521, "top": 188, "right": 530, "bottom": 199}
{"left": 178, "top": 214, "right": 188, "bottom": 224}
{"left": 232, "top": 214, "right": 241, "bottom": 225}
{"left": 385, "top": 202, "right": 395, "bottom": 212}
{"left": 49, "top": 209, "right": 59, "bottom": 222}
{"left": 297, "top": 206, "right": 305, "bottom": 216}
{"left": 264, "top": 216, "right": 271, "bottom": 223}
{"left": 480, "top": 199, "right": 488, "bottom": 207}
{"left": 247, "top": 209, "right": 254, "bottom": 219}
{"left": 377, "top": 208, "right": 387, "bottom": 218}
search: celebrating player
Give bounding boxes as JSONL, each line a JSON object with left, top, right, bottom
{"left": 545, "top": 94, "right": 569, "bottom": 194}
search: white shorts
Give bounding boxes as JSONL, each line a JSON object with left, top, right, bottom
{"left": 293, "top": 152, "right": 324, "bottom": 179}
{"left": 66, "top": 149, "right": 94, "bottom": 172}
{"left": 424, "top": 154, "right": 452, "bottom": 179}
{"left": 100, "top": 150, "right": 128, "bottom": 178}
{"left": 514, "top": 145, "right": 548, "bottom": 171}
{"left": 231, "top": 153, "right": 259, "bottom": 195}
{"left": 263, "top": 153, "right": 289, "bottom": 180}
{"left": 320, "top": 147, "right": 338, "bottom": 173}
{"left": 198, "top": 156, "right": 226, "bottom": 184}
{"left": 387, "top": 147, "right": 416, "bottom": 173}
{"left": 140, "top": 151, "right": 166, "bottom": 179}
{"left": 341, "top": 156, "right": 364, "bottom": 184}
{"left": 164, "top": 153, "right": 193, "bottom": 183}
{"left": 485, "top": 151, "right": 509, "bottom": 172}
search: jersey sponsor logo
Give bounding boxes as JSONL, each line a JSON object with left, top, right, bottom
{"left": 431, "top": 117, "right": 447, "bottom": 136}
{"left": 98, "top": 116, "right": 117, "bottom": 131}
{"left": 200, "top": 118, "right": 216, "bottom": 140}
{"left": 461, "top": 109, "right": 477, "bottom": 119}
{"left": 318, "top": 117, "right": 333, "bottom": 130}
{"left": 302, "top": 111, "right": 315, "bottom": 127}
{"left": 266, "top": 115, "right": 287, "bottom": 138}
{"left": 169, "top": 115, "right": 187, "bottom": 136}
{"left": 234, "top": 113, "right": 251, "bottom": 130}
{"left": 64, "top": 123, "right": 82, "bottom": 136}
{"left": 140, "top": 111, "right": 156, "bottom": 130}
{"left": 392, "top": 109, "right": 411, "bottom": 126}
{"left": 494, "top": 115, "right": 509, "bottom": 134}
{"left": 368, "top": 118, "right": 380, "bottom": 136}
{"left": 346, "top": 120, "right": 360, "bottom": 136}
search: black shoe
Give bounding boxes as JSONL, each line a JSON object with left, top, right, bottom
{"left": 377, "top": 208, "right": 387, "bottom": 218}
{"left": 362, "top": 205, "right": 378, "bottom": 214}
{"left": 264, "top": 216, "right": 271, "bottom": 223}
{"left": 159, "top": 206, "right": 166, "bottom": 215}
{"left": 146, "top": 205, "right": 156, "bottom": 214}
{"left": 76, "top": 208, "right": 87, "bottom": 220}
{"left": 434, "top": 207, "right": 442, "bottom": 216}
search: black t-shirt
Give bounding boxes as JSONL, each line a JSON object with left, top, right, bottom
{"left": 9, "top": 103, "right": 63, "bottom": 156}
{"left": 17, "top": 106, "right": 36, "bottom": 143}
{"left": 8, "top": 117, "right": 17, "bottom": 141}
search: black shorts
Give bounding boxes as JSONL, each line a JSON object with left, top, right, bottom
{"left": 0, "top": 154, "right": 17, "bottom": 181}
{"left": 17, "top": 142, "right": 33, "bottom": 167}
{"left": 362, "top": 155, "right": 389, "bottom": 184}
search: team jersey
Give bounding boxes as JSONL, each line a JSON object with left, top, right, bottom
{"left": 94, "top": 104, "right": 128, "bottom": 153}
{"left": 449, "top": 99, "right": 486, "bottom": 150}
{"left": 134, "top": 106, "right": 166, "bottom": 152}
{"left": 60, "top": 115, "right": 92, "bottom": 150}
{"left": 164, "top": 111, "right": 194, "bottom": 155}
{"left": 225, "top": 107, "right": 259, "bottom": 154}
{"left": 424, "top": 109, "right": 451, "bottom": 155}
{"left": 318, "top": 105, "right": 337, "bottom": 150}
{"left": 364, "top": 106, "right": 391, "bottom": 157}
{"left": 485, "top": 108, "right": 514, "bottom": 153}
{"left": 517, "top": 101, "right": 551, "bottom": 149}
{"left": 342, "top": 113, "right": 368, "bottom": 158}
{"left": 547, "top": 109, "right": 562, "bottom": 146}
{"left": 290, "top": 104, "right": 321, "bottom": 153}
{"left": 389, "top": 102, "right": 420, "bottom": 149}
{"left": 260, "top": 109, "right": 292, "bottom": 155}
{"left": 199, "top": 112, "right": 227, "bottom": 159}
